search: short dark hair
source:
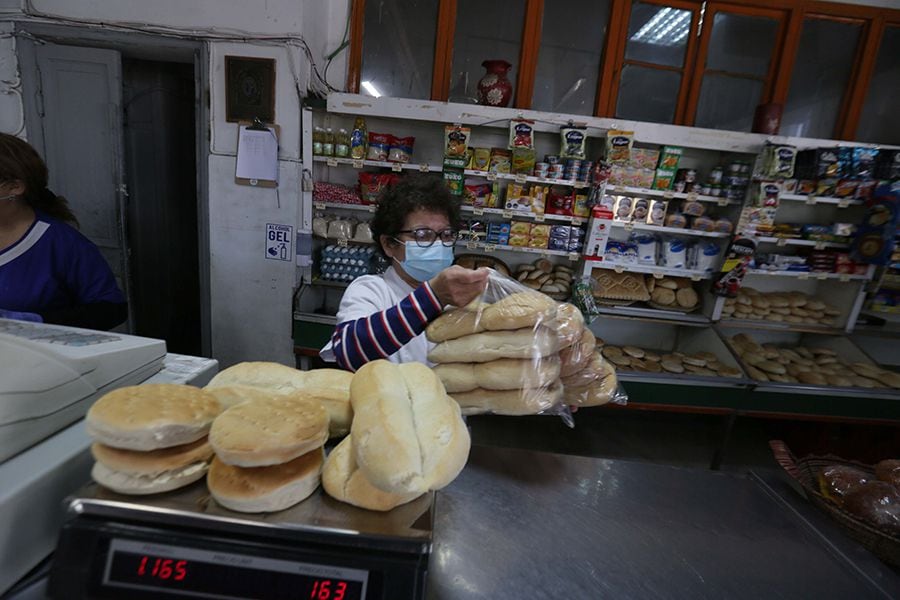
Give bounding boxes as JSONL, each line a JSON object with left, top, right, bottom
{"left": 370, "top": 174, "right": 460, "bottom": 257}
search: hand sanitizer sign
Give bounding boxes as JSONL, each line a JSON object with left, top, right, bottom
{"left": 265, "top": 223, "right": 293, "bottom": 261}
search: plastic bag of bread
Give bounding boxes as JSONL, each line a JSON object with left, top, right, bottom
{"left": 426, "top": 268, "right": 571, "bottom": 419}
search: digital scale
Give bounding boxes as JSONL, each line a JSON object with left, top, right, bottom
{"left": 48, "top": 482, "right": 434, "bottom": 600}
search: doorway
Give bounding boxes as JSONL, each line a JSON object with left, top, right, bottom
{"left": 122, "top": 58, "right": 201, "bottom": 355}
{"left": 17, "top": 30, "right": 208, "bottom": 355}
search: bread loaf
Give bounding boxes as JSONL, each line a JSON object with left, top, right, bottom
{"left": 322, "top": 435, "right": 421, "bottom": 511}
{"left": 206, "top": 362, "right": 353, "bottom": 437}
{"left": 434, "top": 357, "right": 561, "bottom": 393}
{"left": 451, "top": 380, "right": 564, "bottom": 416}
{"left": 479, "top": 292, "right": 557, "bottom": 331}
{"left": 86, "top": 384, "right": 222, "bottom": 451}
{"left": 552, "top": 303, "right": 585, "bottom": 349}
{"left": 350, "top": 361, "right": 470, "bottom": 495}
{"left": 561, "top": 351, "right": 615, "bottom": 391}
{"left": 428, "top": 326, "right": 559, "bottom": 364}
{"left": 425, "top": 303, "right": 488, "bottom": 342}
{"left": 559, "top": 328, "right": 596, "bottom": 378}
{"left": 564, "top": 364, "right": 617, "bottom": 408}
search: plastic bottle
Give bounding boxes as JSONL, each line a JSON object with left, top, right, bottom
{"left": 349, "top": 117, "right": 367, "bottom": 160}
{"left": 312, "top": 127, "right": 324, "bottom": 155}
{"left": 323, "top": 127, "right": 335, "bottom": 156}
{"left": 335, "top": 128, "right": 350, "bottom": 158}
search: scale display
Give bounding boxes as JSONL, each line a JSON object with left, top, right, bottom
{"left": 103, "top": 539, "right": 368, "bottom": 599}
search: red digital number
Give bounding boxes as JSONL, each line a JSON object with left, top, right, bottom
{"left": 335, "top": 581, "right": 347, "bottom": 600}
{"left": 159, "top": 559, "right": 174, "bottom": 579}
{"left": 175, "top": 560, "right": 188, "bottom": 581}
{"left": 318, "top": 579, "right": 331, "bottom": 599}
{"left": 151, "top": 558, "right": 161, "bottom": 577}
{"left": 137, "top": 556, "right": 148, "bottom": 576}
{"left": 137, "top": 556, "right": 188, "bottom": 582}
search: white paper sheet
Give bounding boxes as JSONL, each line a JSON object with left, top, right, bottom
{"left": 236, "top": 125, "right": 278, "bottom": 183}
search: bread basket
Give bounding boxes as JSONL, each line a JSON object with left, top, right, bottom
{"left": 769, "top": 440, "right": 900, "bottom": 568}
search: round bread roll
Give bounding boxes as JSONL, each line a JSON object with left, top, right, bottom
{"left": 768, "top": 295, "right": 790, "bottom": 308}
{"left": 797, "top": 371, "right": 827, "bottom": 386}
{"left": 560, "top": 328, "right": 597, "bottom": 378}
{"left": 757, "top": 360, "right": 787, "bottom": 375}
{"left": 851, "top": 376, "right": 878, "bottom": 389}
{"left": 644, "top": 350, "right": 661, "bottom": 362}
{"left": 608, "top": 354, "right": 631, "bottom": 368}
{"left": 480, "top": 292, "right": 557, "bottom": 331}
{"left": 657, "top": 278, "right": 678, "bottom": 290}
{"left": 426, "top": 303, "right": 488, "bottom": 342}
{"left": 718, "top": 366, "right": 742, "bottom": 378}
{"left": 876, "top": 370, "right": 900, "bottom": 389}
{"left": 826, "top": 374, "right": 854, "bottom": 387}
{"left": 210, "top": 396, "right": 329, "bottom": 467}
{"left": 351, "top": 361, "right": 470, "bottom": 494}
{"left": 432, "top": 363, "right": 477, "bottom": 394}
{"left": 322, "top": 435, "right": 421, "bottom": 512}
{"left": 475, "top": 356, "right": 561, "bottom": 391}
{"left": 204, "top": 386, "right": 277, "bottom": 409}
{"left": 751, "top": 296, "right": 770, "bottom": 309}
{"left": 86, "top": 384, "right": 222, "bottom": 451}
{"left": 742, "top": 287, "right": 760, "bottom": 296}
{"left": 205, "top": 363, "right": 353, "bottom": 438}
{"left": 661, "top": 359, "right": 684, "bottom": 374}
{"left": 675, "top": 288, "right": 699, "bottom": 309}
{"left": 644, "top": 360, "right": 663, "bottom": 373}
{"left": 651, "top": 287, "right": 676, "bottom": 306}
{"left": 207, "top": 450, "right": 323, "bottom": 513}
{"left": 91, "top": 438, "right": 213, "bottom": 495}
{"left": 564, "top": 359, "right": 617, "bottom": 408}
{"left": 602, "top": 345, "right": 623, "bottom": 359}
{"left": 428, "top": 326, "right": 559, "bottom": 364}
{"left": 553, "top": 303, "right": 585, "bottom": 349}
{"left": 745, "top": 365, "right": 769, "bottom": 382}
{"left": 452, "top": 381, "right": 564, "bottom": 416}
{"left": 623, "top": 345, "right": 645, "bottom": 359}
{"left": 683, "top": 356, "right": 706, "bottom": 367}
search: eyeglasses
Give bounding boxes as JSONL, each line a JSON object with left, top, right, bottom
{"left": 394, "top": 228, "right": 459, "bottom": 247}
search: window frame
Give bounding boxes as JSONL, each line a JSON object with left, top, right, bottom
{"left": 346, "top": 0, "right": 900, "bottom": 141}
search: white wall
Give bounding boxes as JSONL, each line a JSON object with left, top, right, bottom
{"left": 0, "top": 0, "right": 352, "bottom": 368}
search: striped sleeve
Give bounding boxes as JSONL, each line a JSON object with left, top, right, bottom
{"left": 331, "top": 281, "right": 442, "bottom": 372}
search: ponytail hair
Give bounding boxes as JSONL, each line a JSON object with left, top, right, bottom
{"left": 0, "top": 133, "right": 78, "bottom": 226}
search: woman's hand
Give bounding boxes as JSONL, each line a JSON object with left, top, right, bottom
{"left": 429, "top": 266, "right": 490, "bottom": 308}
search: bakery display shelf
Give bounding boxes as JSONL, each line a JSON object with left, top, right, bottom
{"left": 753, "top": 236, "right": 851, "bottom": 250}
{"left": 616, "top": 370, "right": 749, "bottom": 389}
{"left": 593, "top": 304, "right": 711, "bottom": 326}
{"left": 750, "top": 380, "right": 900, "bottom": 400}
{"left": 717, "top": 319, "right": 846, "bottom": 336}
{"left": 746, "top": 269, "right": 871, "bottom": 282}
{"left": 463, "top": 169, "right": 590, "bottom": 189}
{"left": 313, "top": 235, "right": 375, "bottom": 246}
{"left": 604, "top": 184, "right": 742, "bottom": 206}
{"left": 312, "top": 155, "right": 442, "bottom": 172}
{"left": 587, "top": 260, "right": 714, "bottom": 280}
{"left": 314, "top": 201, "right": 376, "bottom": 213}
{"left": 779, "top": 193, "right": 864, "bottom": 207}
{"left": 460, "top": 205, "right": 584, "bottom": 224}
{"left": 610, "top": 221, "right": 731, "bottom": 239}
{"left": 455, "top": 240, "right": 576, "bottom": 258}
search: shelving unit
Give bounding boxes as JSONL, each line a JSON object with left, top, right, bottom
{"left": 312, "top": 155, "right": 441, "bottom": 172}
{"left": 609, "top": 221, "right": 731, "bottom": 239}
{"left": 752, "top": 236, "right": 851, "bottom": 250}
{"left": 313, "top": 201, "right": 376, "bottom": 213}
{"left": 746, "top": 269, "right": 871, "bottom": 281}
{"left": 455, "top": 240, "right": 577, "bottom": 259}
{"left": 779, "top": 193, "right": 863, "bottom": 207}
{"left": 605, "top": 185, "right": 741, "bottom": 206}
{"left": 586, "top": 260, "right": 713, "bottom": 280}
{"left": 460, "top": 205, "right": 584, "bottom": 224}
{"left": 463, "top": 169, "right": 590, "bottom": 189}
{"left": 592, "top": 304, "right": 711, "bottom": 326}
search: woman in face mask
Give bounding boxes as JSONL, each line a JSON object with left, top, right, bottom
{"left": 0, "top": 133, "right": 127, "bottom": 330}
{"left": 321, "top": 175, "right": 489, "bottom": 371}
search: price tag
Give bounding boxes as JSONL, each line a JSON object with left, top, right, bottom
{"left": 326, "top": 157, "right": 339, "bottom": 167}
{"left": 313, "top": 202, "right": 326, "bottom": 210}
{"left": 798, "top": 273, "right": 810, "bottom": 280}
{"left": 652, "top": 271, "right": 664, "bottom": 279}
{"left": 484, "top": 243, "right": 497, "bottom": 253}
{"left": 537, "top": 176, "right": 548, "bottom": 182}
{"left": 690, "top": 274, "right": 702, "bottom": 282}
{"left": 486, "top": 172, "right": 498, "bottom": 181}
{"left": 776, "top": 237, "right": 788, "bottom": 247}
{"left": 624, "top": 222, "right": 634, "bottom": 232}
{"left": 534, "top": 214, "right": 546, "bottom": 223}
{"left": 805, "top": 194, "right": 817, "bottom": 205}
{"left": 686, "top": 192, "right": 698, "bottom": 202}
{"left": 466, "top": 241, "right": 478, "bottom": 250}
{"left": 839, "top": 273, "right": 851, "bottom": 282}
{"left": 367, "top": 205, "right": 377, "bottom": 213}
{"left": 502, "top": 209, "right": 513, "bottom": 219}
{"left": 814, "top": 241, "right": 826, "bottom": 250}
{"left": 816, "top": 273, "right": 828, "bottom": 280}
{"left": 418, "top": 163, "right": 430, "bottom": 172}
{"left": 663, "top": 191, "right": 675, "bottom": 199}
{"left": 613, "top": 264, "right": 624, "bottom": 273}
{"left": 391, "top": 163, "right": 403, "bottom": 172}
{"left": 515, "top": 174, "right": 528, "bottom": 184}
{"left": 571, "top": 218, "right": 583, "bottom": 226}
{"left": 607, "top": 185, "right": 619, "bottom": 193}
{"left": 837, "top": 198, "right": 851, "bottom": 208}
{"left": 473, "top": 207, "right": 485, "bottom": 216}
{"left": 568, "top": 252, "right": 580, "bottom": 262}
{"left": 574, "top": 183, "right": 588, "bottom": 189}
{"left": 337, "top": 238, "right": 349, "bottom": 247}
{"left": 717, "top": 198, "right": 729, "bottom": 207}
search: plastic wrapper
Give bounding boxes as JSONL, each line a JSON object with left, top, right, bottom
{"left": 326, "top": 219, "right": 353, "bottom": 240}
{"left": 426, "top": 269, "right": 626, "bottom": 421}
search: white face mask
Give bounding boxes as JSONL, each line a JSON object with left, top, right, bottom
{"left": 0, "top": 195, "right": 17, "bottom": 201}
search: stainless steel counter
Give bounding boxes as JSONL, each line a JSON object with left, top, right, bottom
{"left": 428, "top": 446, "right": 900, "bottom": 599}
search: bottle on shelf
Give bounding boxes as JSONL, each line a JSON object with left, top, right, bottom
{"left": 349, "top": 117, "right": 368, "bottom": 160}
{"left": 312, "top": 127, "right": 324, "bottom": 156}
{"left": 335, "top": 128, "right": 350, "bottom": 158}
{"left": 322, "top": 127, "right": 335, "bottom": 156}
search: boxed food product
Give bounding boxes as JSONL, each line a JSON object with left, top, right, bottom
{"left": 629, "top": 147, "right": 660, "bottom": 170}
{"left": 489, "top": 148, "right": 512, "bottom": 173}
{"left": 852, "top": 147, "right": 878, "bottom": 179}
{"left": 653, "top": 168, "right": 676, "bottom": 190}
{"left": 636, "top": 235, "right": 657, "bottom": 265}
{"left": 568, "top": 227, "right": 585, "bottom": 252}
{"left": 463, "top": 182, "right": 493, "bottom": 208}
{"left": 530, "top": 224, "right": 551, "bottom": 238}
{"left": 527, "top": 236, "right": 549, "bottom": 249}
{"left": 444, "top": 125, "right": 471, "bottom": 158}
{"left": 508, "top": 233, "right": 529, "bottom": 247}
{"left": 512, "top": 147, "right": 536, "bottom": 174}
{"left": 605, "top": 241, "right": 638, "bottom": 263}
{"left": 573, "top": 193, "right": 590, "bottom": 218}
{"left": 486, "top": 222, "right": 511, "bottom": 245}
{"left": 510, "top": 221, "right": 532, "bottom": 236}
{"left": 549, "top": 225, "right": 571, "bottom": 251}
{"left": 665, "top": 213, "right": 687, "bottom": 229}
{"left": 658, "top": 146, "right": 683, "bottom": 170}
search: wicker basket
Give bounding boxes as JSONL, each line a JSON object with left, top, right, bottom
{"left": 769, "top": 440, "right": 900, "bottom": 568}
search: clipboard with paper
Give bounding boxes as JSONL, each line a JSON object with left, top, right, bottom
{"left": 235, "top": 119, "right": 281, "bottom": 187}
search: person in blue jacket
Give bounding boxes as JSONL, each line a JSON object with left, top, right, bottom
{"left": 0, "top": 133, "right": 127, "bottom": 330}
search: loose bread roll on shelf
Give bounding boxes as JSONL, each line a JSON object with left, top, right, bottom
{"left": 322, "top": 435, "right": 421, "bottom": 512}
{"left": 205, "top": 362, "right": 353, "bottom": 437}
{"left": 428, "top": 326, "right": 559, "bottom": 364}
{"left": 350, "top": 361, "right": 470, "bottom": 495}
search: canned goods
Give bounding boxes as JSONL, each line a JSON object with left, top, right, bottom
{"left": 700, "top": 184, "right": 712, "bottom": 195}
{"left": 709, "top": 185, "right": 722, "bottom": 197}
{"left": 545, "top": 155, "right": 560, "bottom": 165}
{"left": 673, "top": 181, "right": 686, "bottom": 193}
{"left": 708, "top": 166, "right": 724, "bottom": 185}
{"left": 728, "top": 162, "right": 743, "bottom": 174}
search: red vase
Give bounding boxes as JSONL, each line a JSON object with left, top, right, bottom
{"left": 477, "top": 60, "right": 513, "bottom": 107}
